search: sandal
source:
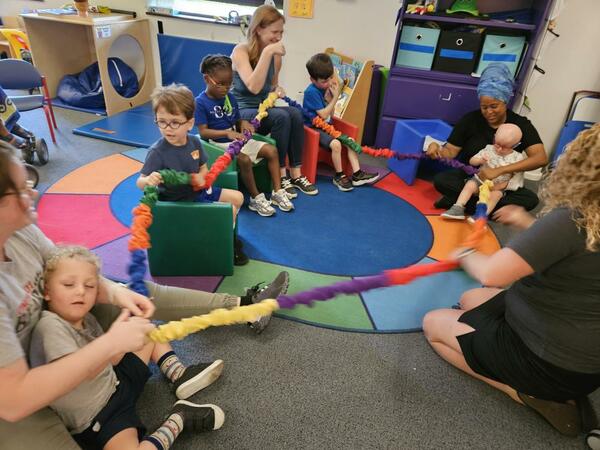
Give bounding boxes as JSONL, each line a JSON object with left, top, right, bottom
{"left": 517, "top": 392, "right": 581, "bottom": 437}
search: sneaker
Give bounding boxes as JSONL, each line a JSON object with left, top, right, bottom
{"left": 280, "top": 176, "right": 298, "bottom": 199}
{"left": 171, "top": 400, "right": 225, "bottom": 432}
{"left": 271, "top": 189, "right": 294, "bottom": 212}
{"left": 248, "top": 193, "right": 276, "bottom": 217}
{"left": 333, "top": 174, "right": 353, "bottom": 192}
{"left": 234, "top": 237, "right": 249, "bottom": 266}
{"left": 245, "top": 271, "right": 290, "bottom": 334}
{"left": 441, "top": 204, "right": 466, "bottom": 220}
{"left": 433, "top": 196, "right": 453, "bottom": 210}
{"left": 351, "top": 170, "right": 380, "bottom": 186}
{"left": 174, "top": 360, "right": 224, "bottom": 400}
{"left": 291, "top": 175, "right": 319, "bottom": 195}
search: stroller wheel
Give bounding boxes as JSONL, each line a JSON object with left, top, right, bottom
{"left": 24, "top": 164, "right": 39, "bottom": 188}
{"left": 35, "top": 138, "right": 49, "bottom": 165}
{"left": 22, "top": 146, "right": 35, "bottom": 164}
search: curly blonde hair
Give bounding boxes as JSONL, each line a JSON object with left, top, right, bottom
{"left": 44, "top": 245, "right": 101, "bottom": 287}
{"left": 540, "top": 123, "right": 600, "bottom": 251}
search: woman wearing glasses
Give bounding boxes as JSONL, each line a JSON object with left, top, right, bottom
{"left": 0, "top": 140, "right": 288, "bottom": 448}
{"left": 426, "top": 63, "right": 548, "bottom": 217}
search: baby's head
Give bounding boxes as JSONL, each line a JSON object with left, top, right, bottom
{"left": 151, "top": 84, "right": 195, "bottom": 145}
{"left": 493, "top": 123, "right": 522, "bottom": 156}
{"left": 44, "top": 246, "right": 101, "bottom": 326}
{"left": 200, "top": 54, "right": 233, "bottom": 99}
{"left": 306, "top": 53, "right": 335, "bottom": 90}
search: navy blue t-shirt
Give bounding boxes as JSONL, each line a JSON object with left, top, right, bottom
{"left": 302, "top": 83, "right": 328, "bottom": 124}
{"left": 194, "top": 92, "right": 240, "bottom": 143}
{"left": 140, "top": 134, "right": 207, "bottom": 201}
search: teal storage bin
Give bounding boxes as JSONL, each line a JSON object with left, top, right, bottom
{"left": 395, "top": 25, "right": 440, "bottom": 70}
{"left": 475, "top": 34, "right": 526, "bottom": 78}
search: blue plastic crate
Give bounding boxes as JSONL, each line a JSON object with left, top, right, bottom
{"left": 388, "top": 119, "right": 453, "bottom": 185}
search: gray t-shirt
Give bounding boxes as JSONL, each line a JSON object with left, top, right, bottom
{"left": 505, "top": 208, "right": 600, "bottom": 373}
{"left": 29, "top": 311, "right": 117, "bottom": 433}
{"left": 0, "top": 225, "right": 54, "bottom": 367}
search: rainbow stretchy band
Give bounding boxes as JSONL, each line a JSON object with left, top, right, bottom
{"left": 126, "top": 92, "right": 493, "bottom": 342}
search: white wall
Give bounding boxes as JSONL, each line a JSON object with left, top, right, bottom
{"left": 3, "top": 0, "right": 599, "bottom": 153}
{"left": 520, "top": 0, "right": 600, "bottom": 154}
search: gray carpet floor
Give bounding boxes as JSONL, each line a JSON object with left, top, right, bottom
{"left": 21, "top": 107, "right": 594, "bottom": 449}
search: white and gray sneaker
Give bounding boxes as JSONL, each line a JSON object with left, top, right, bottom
{"left": 271, "top": 189, "right": 294, "bottom": 212}
{"left": 280, "top": 176, "right": 298, "bottom": 199}
{"left": 248, "top": 193, "right": 276, "bottom": 217}
{"left": 441, "top": 204, "right": 466, "bottom": 220}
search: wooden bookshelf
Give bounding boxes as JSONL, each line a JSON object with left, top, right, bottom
{"left": 325, "top": 47, "right": 373, "bottom": 142}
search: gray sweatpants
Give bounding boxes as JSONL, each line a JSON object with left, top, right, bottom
{"left": 0, "top": 281, "right": 239, "bottom": 450}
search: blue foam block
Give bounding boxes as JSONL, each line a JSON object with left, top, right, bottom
{"left": 388, "top": 119, "right": 452, "bottom": 185}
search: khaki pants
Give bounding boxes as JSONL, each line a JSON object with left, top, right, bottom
{"left": 0, "top": 281, "right": 239, "bottom": 449}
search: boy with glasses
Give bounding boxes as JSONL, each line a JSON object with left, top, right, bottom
{"left": 442, "top": 123, "right": 525, "bottom": 220}
{"left": 137, "top": 84, "right": 248, "bottom": 265}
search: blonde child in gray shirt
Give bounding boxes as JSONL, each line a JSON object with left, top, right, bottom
{"left": 30, "top": 246, "right": 225, "bottom": 450}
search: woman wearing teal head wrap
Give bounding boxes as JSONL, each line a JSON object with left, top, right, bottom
{"left": 426, "top": 62, "right": 548, "bottom": 216}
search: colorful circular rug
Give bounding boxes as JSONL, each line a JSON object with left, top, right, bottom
{"left": 37, "top": 148, "right": 500, "bottom": 333}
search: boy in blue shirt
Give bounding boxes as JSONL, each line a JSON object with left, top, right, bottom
{"left": 195, "top": 55, "right": 294, "bottom": 217}
{"left": 303, "top": 53, "right": 379, "bottom": 191}
{"left": 136, "top": 84, "right": 248, "bottom": 265}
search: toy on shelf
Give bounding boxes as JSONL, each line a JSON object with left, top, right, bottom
{"left": 407, "top": 1, "right": 438, "bottom": 15}
{"left": 446, "top": 0, "right": 480, "bottom": 16}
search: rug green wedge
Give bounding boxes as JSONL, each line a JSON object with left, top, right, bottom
{"left": 216, "top": 260, "right": 373, "bottom": 331}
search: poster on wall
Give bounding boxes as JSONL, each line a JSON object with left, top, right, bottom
{"left": 289, "top": 0, "right": 314, "bottom": 19}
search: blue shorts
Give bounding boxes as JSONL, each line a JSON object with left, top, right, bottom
{"left": 312, "top": 126, "right": 336, "bottom": 150}
{"left": 195, "top": 186, "right": 222, "bottom": 203}
{"left": 73, "top": 353, "right": 150, "bottom": 450}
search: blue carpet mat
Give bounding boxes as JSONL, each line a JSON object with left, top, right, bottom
{"left": 110, "top": 173, "right": 433, "bottom": 277}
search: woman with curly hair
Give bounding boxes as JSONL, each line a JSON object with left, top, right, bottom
{"left": 422, "top": 123, "right": 600, "bottom": 437}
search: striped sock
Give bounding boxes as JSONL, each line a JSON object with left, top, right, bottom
{"left": 157, "top": 351, "right": 186, "bottom": 383}
{"left": 143, "top": 413, "right": 184, "bottom": 450}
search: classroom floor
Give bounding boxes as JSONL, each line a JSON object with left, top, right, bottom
{"left": 24, "top": 106, "right": 593, "bottom": 449}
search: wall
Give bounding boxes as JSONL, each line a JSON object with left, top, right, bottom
{"left": 520, "top": 0, "right": 600, "bottom": 154}
{"left": 3, "top": 0, "right": 600, "bottom": 153}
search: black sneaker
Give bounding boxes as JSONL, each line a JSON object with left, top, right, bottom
{"left": 333, "top": 174, "right": 353, "bottom": 192}
{"left": 291, "top": 175, "right": 319, "bottom": 195}
{"left": 433, "top": 196, "right": 453, "bottom": 210}
{"left": 351, "top": 170, "right": 380, "bottom": 186}
{"left": 174, "top": 360, "right": 224, "bottom": 400}
{"left": 245, "top": 271, "right": 289, "bottom": 334}
{"left": 171, "top": 400, "right": 225, "bottom": 432}
{"left": 280, "top": 176, "right": 298, "bottom": 199}
{"left": 234, "top": 237, "right": 249, "bottom": 266}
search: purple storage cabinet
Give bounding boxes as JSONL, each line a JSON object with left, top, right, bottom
{"left": 376, "top": 0, "right": 555, "bottom": 150}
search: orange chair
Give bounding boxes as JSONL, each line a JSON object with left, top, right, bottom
{"left": 0, "top": 29, "right": 31, "bottom": 61}
{"left": 301, "top": 117, "right": 359, "bottom": 184}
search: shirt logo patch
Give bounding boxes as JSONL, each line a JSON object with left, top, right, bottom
{"left": 191, "top": 150, "right": 200, "bottom": 160}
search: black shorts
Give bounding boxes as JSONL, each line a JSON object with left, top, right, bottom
{"left": 73, "top": 353, "right": 151, "bottom": 450}
{"left": 457, "top": 291, "right": 600, "bottom": 402}
{"left": 312, "top": 127, "right": 336, "bottom": 150}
